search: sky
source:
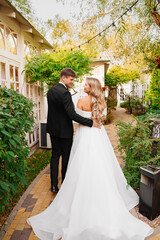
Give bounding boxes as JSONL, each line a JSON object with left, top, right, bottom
{"left": 29, "top": 0, "right": 100, "bottom": 43}
{"left": 30, "top": 0, "right": 82, "bottom": 22}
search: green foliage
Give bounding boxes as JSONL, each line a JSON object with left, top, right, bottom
{"left": 0, "top": 86, "right": 34, "bottom": 211}
{"left": 145, "top": 41, "right": 160, "bottom": 71}
{"left": 104, "top": 87, "right": 117, "bottom": 124}
{"left": 123, "top": 97, "right": 146, "bottom": 116}
{"left": 24, "top": 49, "right": 93, "bottom": 89}
{"left": 116, "top": 117, "right": 160, "bottom": 189}
{"left": 137, "top": 109, "right": 160, "bottom": 121}
{"left": 27, "top": 149, "right": 51, "bottom": 178}
{"left": 105, "top": 66, "right": 140, "bottom": 87}
{"left": 0, "top": 149, "right": 51, "bottom": 225}
{"left": 146, "top": 69, "right": 160, "bottom": 110}
{"left": 104, "top": 66, "right": 140, "bottom": 123}
{"left": 104, "top": 95, "right": 116, "bottom": 124}
{"left": 120, "top": 102, "right": 125, "bottom": 108}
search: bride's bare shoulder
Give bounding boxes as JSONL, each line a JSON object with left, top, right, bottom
{"left": 77, "top": 98, "right": 83, "bottom": 110}
{"left": 77, "top": 96, "right": 91, "bottom": 111}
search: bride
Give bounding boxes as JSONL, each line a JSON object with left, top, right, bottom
{"left": 27, "top": 77, "right": 153, "bottom": 240}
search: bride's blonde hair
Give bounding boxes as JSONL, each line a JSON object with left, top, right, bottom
{"left": 86, "top": 77, "right": 105, "bottom": 124}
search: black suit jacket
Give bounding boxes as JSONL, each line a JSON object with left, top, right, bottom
{"left": 46, "top": 83, "right": 93, "bottom": 138}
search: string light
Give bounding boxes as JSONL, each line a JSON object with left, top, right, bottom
{"left": 52, "top": 0, "right": 139, "bottom": 52}
{"left": 70, "top": 0, "right": 139, "bottom": 51}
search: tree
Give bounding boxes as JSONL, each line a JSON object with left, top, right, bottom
{"left": 24, "top": 49, "right": 93, "bottom": 89}
{"left": 69, "top": 0, "right": 160, "bottom": 30}
{"left": 47, "top": 14, "right": 103, "bottom": 57}
{"left": 46, "top": 16, "right": 74, "bottom": 48}
{"left": 105, "top": 66, "right": 140, "bottom": 121}
{"left": 55, "top": 0, "right": 159, "bottom": 69}
{"left": 105, "top": 66, "right": 140, "bottom": 87}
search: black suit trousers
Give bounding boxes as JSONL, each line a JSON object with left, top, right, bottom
{"left": 50, "top": 135, "right": 72, "bottom": 188}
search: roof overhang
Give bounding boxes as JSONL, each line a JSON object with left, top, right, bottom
{"left": 0, "top": 0, "right": 53, "bottom": 50}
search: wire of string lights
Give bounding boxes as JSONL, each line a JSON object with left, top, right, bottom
{"left": 53, "top": 0, "right": 139, "bottom": 52}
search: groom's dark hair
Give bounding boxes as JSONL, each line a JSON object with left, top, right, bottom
{"left": 60, "top": 68, "right": 76, "bottom": 78}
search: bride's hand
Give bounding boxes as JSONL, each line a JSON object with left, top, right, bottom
{"left": 93, "top": 120, "right": 101, "bottom": 129}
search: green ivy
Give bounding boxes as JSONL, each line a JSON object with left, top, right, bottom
{"left": 0, "top": 86, "right": 34, "bottom": 211}
{"left": 24, "top": 49, "right": 93, "bottom": 89}
{"left": 116, "top": 116, "right": 160, "bottom": 189}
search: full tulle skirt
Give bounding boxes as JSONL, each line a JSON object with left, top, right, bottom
{"left": 27, "top": 124, "right": 153, "bottom": 240}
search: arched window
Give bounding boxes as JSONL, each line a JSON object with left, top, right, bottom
{"left": 6, "top": 28, "right": 17, "bottom": 54}
{"left": 0, "top": 22, "right": 17, "bottom": 55}
{"left": 24, "top": 41, "right": 39, "bottom": 57}
{"left": 0, "top": 24, "right": 5, "bottom": 49}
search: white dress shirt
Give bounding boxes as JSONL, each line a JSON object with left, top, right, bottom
{"left": 59, "top": 81, "right": 67, "bottom": 89}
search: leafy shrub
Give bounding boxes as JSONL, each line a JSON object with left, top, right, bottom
{"left": 116, "top": 116, "right": 160, "bottom": 189}
{"left": 0, "top": 149, "right": 51, "bottom": 225}
{"left": 124, "top": 97, "right": 146, "bottom": 115}
{"left": 120, "top": 102, "right": 125, "bottom": 108}
{"left": 137, "top": 109, "right": 160, "bottom": 121}
{"left": 0, "top": 86, "right": 34, "bottom": 211}
{"left": 146, "top": 69, "right": 160, "bottom": 110}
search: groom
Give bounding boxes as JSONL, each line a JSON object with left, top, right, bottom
{"left": 46, "top": 68, "right": 99, "bottom": 193}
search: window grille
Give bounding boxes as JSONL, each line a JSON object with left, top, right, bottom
{"left": 0, "top": 22, "right": 17, "bottom": 55}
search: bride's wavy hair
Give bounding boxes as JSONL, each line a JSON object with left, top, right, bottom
{"left": 86, "top": 77, "right": 105, "bottom": 124}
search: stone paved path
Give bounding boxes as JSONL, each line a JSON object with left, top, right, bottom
{"left": 1, "top": 108, "right": 160, "bottom": 240}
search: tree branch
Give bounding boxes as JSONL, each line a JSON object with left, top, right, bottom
{"left": 151, "top": 10, "right": 160, "bottom": 28}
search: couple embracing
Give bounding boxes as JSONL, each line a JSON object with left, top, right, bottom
{"left": 27, "top": 68, "right": 153, "bottom": 240}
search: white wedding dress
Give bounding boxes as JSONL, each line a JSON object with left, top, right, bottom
{"left": 27, "top": 108, "right": 153, "bottom": 240}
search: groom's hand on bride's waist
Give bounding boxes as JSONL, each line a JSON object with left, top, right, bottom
{"left": 93, "top": 120, "right": 101, "bottom": 129}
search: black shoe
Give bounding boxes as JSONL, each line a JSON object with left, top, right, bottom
{"left": 51, "top": 186, "right": 59, "bottom": 193}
